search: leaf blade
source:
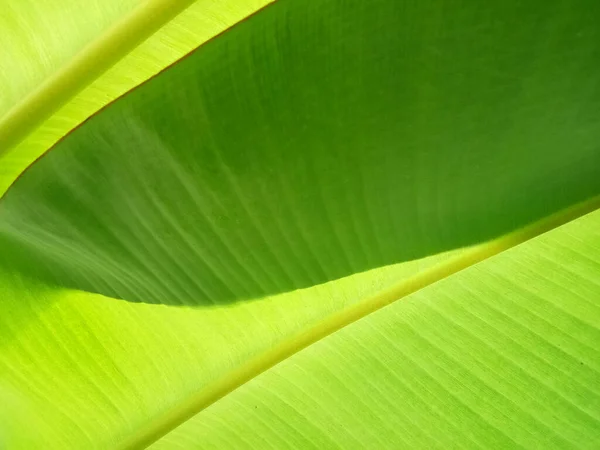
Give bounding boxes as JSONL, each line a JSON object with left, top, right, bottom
{"left": 2, "top": 0, "right": 599, "bottom": 306}
{"left": 0, "top": 0, "right": 275, "bottom": 194}
{"left": 151, "top": 208, "right": 600, "bottom": 449}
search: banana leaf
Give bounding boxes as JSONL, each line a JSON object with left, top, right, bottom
{"left": 1, "top": 0, "right": 599, "bottom": 448}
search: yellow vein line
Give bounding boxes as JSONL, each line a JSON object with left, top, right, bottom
{"left": 118, "top": 194, "right": 600, "bottom": 450}
{"left": 0, "top": 0, "right": 195, "bottom": 154}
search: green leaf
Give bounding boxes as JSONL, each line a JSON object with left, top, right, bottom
{"left": 0, "top": 0, "right": 273, "bottom": 194}
{"left": 151, "top": 208, "right": 600, "bottom": 449}
{"left": 0, "top": 245, "right": 453, "bottom": 448}
{"left": 1, "top": 0, "right": 600, "bottom": 448}
{"left": 1, "top": 0, "right": 599, "bottom": 305}
{"left": 0, "top": 0, "right": 139, "bottom": 118}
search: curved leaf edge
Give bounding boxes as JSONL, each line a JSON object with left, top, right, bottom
{"left": 118, "top": 194, "right": 600, "bottom": 449}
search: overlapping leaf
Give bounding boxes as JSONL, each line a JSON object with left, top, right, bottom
{"left": 0, "top": 0, "right": 273, "bottom": 194}
{"left": 152, "top": 209, "right": 600, "bottom": 449}
{"left": 1, "top": 0, "right": 599, "bottom": 448}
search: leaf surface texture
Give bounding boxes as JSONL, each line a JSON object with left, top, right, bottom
{"left": 0, "top": 0, "right": 599, "bottom": 448}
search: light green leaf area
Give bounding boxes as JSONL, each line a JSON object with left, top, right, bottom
{"left": 152, "top": 208, "right": 600, "bottom": 449}
{"left": 0, "top": 249, "right": 449, "bottom": 449}
{"left": 0, "top": 0, "right": 273, "bottom": 195}
{"left": 0, "top": 0, "right": 138, "bottom": 117}
{"left": 1, "top": 0, "right": 600, "bottom": 448}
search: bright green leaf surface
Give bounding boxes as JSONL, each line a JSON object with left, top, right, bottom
{"left": 0, "top": 0, "right": 274, "bottom": 194}
{"left": 1, "top": 0, "right": 599, "bottom": 306}
{"left": 0, "top": 248, "right": 448, "bottom": 448}
{"left": 152, "top": 209, "right": 600, "bottom": 449}
{"left": 0, "top": 0, "right": 138, "bottom": 117}
{"left": 1, "top": 0, "right": 600, "bottom": 448}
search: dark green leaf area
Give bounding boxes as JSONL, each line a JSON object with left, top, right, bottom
{"left": 1, "top": 0, "right": 599, "bottom": 305}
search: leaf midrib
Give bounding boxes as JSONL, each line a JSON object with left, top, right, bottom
{"left": 0, "top": 0, "right": 194, "bottom": 154}
{"left": 118, "top": 194, "right": 600, "bottom": 450}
